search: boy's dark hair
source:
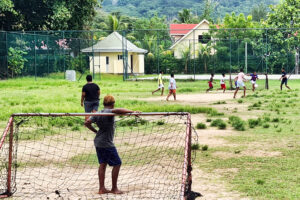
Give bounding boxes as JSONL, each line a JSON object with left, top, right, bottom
{"left": 159, "top": 70, "right": 163, "bottom": 73}
{"left": 86, "top": 75, "right": 92, "bottom": 82}
{"left": 222, "top": 73, "right": 225, "bottom": 76}
{"left": 240, "top": 68, "right": 244, "bottom": 72}
{"left": 171, "top": 73, "right": 174, "bottom": 77}
{"left": 211, "top": 73, "right": 214, "bottom": 76}
{"left": 282, "top": 68, "right": 285, "bottom": 71}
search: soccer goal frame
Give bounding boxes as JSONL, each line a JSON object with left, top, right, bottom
{"left": 0, "top": 112, "right": 193, "bottom": 200}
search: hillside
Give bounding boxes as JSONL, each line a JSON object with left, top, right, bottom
{"left": 101, "top": 0, "right": 279, "bottom": 20}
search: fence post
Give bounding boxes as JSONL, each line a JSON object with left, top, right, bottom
{"left": 156, "top": 30, "right": 160, "bottom": 74}
{"left": 34, "top": 32, "right": 37, "bottom": 81}
{"left": 229, "top": 30, "right": 233, "bottom": 90}
{"left": 193, "top": 29, "right": 196, "bottom": 80}
{"left": 47, "top": 33, "right": 49, "bottom": 75}
{"left": 5, "top": 31, "right": 8, "bottom": 79}
{"left": 63, "top": 31, "right": 65, "bottom": 79}
{"left": 92, "top": 31, "right": 95, "bottom": 79}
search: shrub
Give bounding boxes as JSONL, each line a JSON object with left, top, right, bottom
{"left": 156, "top": 120, "right": 165, "bottom": 125}
{"left": 228, "top": 116, "right": 246, "bottom": 131}
{"left": 217, "top": 122, "right": 227, "bottom": 129}
{"left": 248, "top": 118, "right": 262, "bottom": 128}
{"left": 196, "top": 123, "right": 207, "bottom": 129}
{"left": 191, "top": 143, "right": 200, "bottom": 150}
{"left": 211, "top": 119, "right": 224, "bottom": 127}
{"left": 263, "top": 123, "right": 270, "bottom": 128}
{"left": 237, "top": 99, "right": 243, "bottom": 103}
{"left": 206, "top": 118, "right": 212, "bottom": 122}
{"left": 272, "top": 117, "right": 280, "bottom": 123}
{"left": 201, "top": 145, "right": 208, "bottom": 151}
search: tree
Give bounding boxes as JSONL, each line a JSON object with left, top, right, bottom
{"left": 180, "top": 45, "right": 191, "bottom": 73}
{"left": 265, "top": 0, "right": 300, "bottom": 73}
{"left": 1, "top": 0, "right": 101, "bottom": 31}
{"left": 251, "top": 3, "right": 268, "bottom": 22}
{"left": 8, "top": 47, "right": 27, "bottom": 78}
{"left": 198, "top": 43, "right": 212, "bottom": 73}
{"left": 199, "top": 0, "right": 215, "bottom": 22}
{"left": 0, "top": 0, "right": 18, "bottom": 30}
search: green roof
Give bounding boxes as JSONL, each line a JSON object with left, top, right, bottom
{"left": 81, "top": 32, "right": 147, "bottom": 53}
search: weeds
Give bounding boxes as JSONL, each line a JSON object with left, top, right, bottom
{"left": 228, "top": 116, "right": 246, "bottom": 131}
{"left": 196, "top": 123, "right": 206, "bottom": 129}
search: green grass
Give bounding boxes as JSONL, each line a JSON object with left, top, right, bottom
{"left": 1, "top": 74, "right": 300, "bottom": 199}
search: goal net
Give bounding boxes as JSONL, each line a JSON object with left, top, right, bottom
{"left": 0, "top": 112, "right": 195, "bottom": 199}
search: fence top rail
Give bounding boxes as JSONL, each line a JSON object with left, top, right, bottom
{"left": 11, "top": 112, "right": 190, "bottom": 117}
{"left": 1, "top": 27, "right": 299, "bottom": 34}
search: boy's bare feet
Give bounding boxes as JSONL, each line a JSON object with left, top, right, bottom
{"left": 98, "top": 188, "right": 110, "bottom": 194}
{"left": 111, "top": 188, "right": 123, "bottom": 194}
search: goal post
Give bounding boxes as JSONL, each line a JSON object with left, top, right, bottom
{"left": 0, "top": 112, "right": 195, "bottom": 199}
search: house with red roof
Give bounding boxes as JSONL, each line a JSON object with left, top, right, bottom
{"left": 169, "top": 19, "right": 211, "bottom": 59}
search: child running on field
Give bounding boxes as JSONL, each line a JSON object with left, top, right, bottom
{"left": 152, "top": 70, "right": 164, "bottom": 96}
{"left": 250, "top": 72, "right": 259, "bottom": 91}
{"left": 166, "top": 73, "right": 176, "bottom": 101}
{"left": 217, "top": 73, "right": 226, "bottom": 93}
{"left": 233, "top": 68, "right": 247, "bottom": 98}
{"left": 206, "top": 73, "right": 215, "bottom": 93}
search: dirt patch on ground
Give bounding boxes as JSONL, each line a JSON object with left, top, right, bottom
{"left": 212, "top": 150, "right": 282, "bottom": 159}
{"left": 192, "top": 168, "right": 249, "bottom": 200}
{"left": 141, "top": 92, "right": 236, "bottom": 104}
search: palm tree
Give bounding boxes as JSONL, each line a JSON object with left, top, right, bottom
{"left": 180, "top": 45, "right": 191, "bottom": 73}
{"left": 198, "top": 43, "right": 212, "bottom": 73}
{"left": 177, "top": 9, "right": 193, "bottom": 23}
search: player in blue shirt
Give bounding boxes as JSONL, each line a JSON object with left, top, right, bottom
{"left": 250, "top": 72, "right": 259, "bottom": 92}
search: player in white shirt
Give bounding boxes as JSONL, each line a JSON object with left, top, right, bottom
{"left": 233, "top": 69, "right": 247, "bottom": 98}
{"left": 217, "top": 73, "right": 226, "bottom": 93}
{"left": 166, "top": 73, "right": 177, "bottom": 101}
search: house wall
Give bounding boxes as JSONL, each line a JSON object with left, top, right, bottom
{"left": 172, "top": 22, "right": 211, "bottom": 59}
{"left": 89, "top": 52, "right": 144, "bottom": 74}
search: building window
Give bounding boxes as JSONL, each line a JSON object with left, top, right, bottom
{"left": 118, "top": 55, "right": 123, "bottom": 60}
{"left": 198, "top": 35, "right": 211, "bottom": 44}
{"left": 106, "top": 56, "right": 109, "bottom": 65}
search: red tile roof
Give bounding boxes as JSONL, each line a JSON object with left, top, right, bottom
{"left": 170, "top": 24, "right": 198, "bottom": 35}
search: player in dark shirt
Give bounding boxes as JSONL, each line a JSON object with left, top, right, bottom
{"left": 250, "top": 72, "right": 259, "bottom": 91}
{"left": 81, "top": 75, "right": 100, "bottom": 120}
{"left": 279, "top": 68, "right": 291, "bottom": 90}
{"left": 206, "top": 73, "right": 215, "bottom": 93}
{"left": 85, "top": 95, "right": 139, "bottom": 194}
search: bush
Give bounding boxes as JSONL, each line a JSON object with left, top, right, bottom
{"left": 272, "top": 117, "right": 280, "bottom": 122}
{"left": 206, "top": 118, "right": 212, "bottom": 122}
{"left": 217, "top": 122, "right": 227, "bottom": 129}
{"left": 248, "top": 118, "right": 262, "bottom": 128}
{"left": 263, "top": 123, "right": 270, "bottom": 128}
{"left": 196, "top": 123, "right": 207, "bottom": 129}
{"left": 191, "top": 143, "right": 200, "bottom": 150}
{"left": 228, "top": 116, "right": 246, "bottom": 131}
{"left": 201, "top": 145, "right": 208, "bottom": 151}
{"left": 237, "top": 99, "right": 243, "bottom": 103}
{"left": 211, "top": 119, "right": 224, "bottom": 127}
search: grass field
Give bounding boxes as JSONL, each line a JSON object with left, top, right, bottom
{"left": 0, "top": 73, "right": 299, "bottom": 199}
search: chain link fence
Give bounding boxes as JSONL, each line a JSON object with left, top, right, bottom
{"left": 0, "top": 28, "right": 298, "bottom": 80}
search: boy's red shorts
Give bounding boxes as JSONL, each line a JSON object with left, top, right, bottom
{"left": 169, "top": 89, "right": 176, "bottom": 94}
{"left": 221, "top": 84, "right": 226, "bottom": 89}
{"left": 208, "top": 81, "right": 213, "bottom": 88}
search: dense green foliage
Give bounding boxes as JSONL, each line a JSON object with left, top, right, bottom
{"left": 0, "top": 0, "right": 100, "bottom": 31}
{"left": 101, "top": 0, "right": 279, "bottom": 20}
